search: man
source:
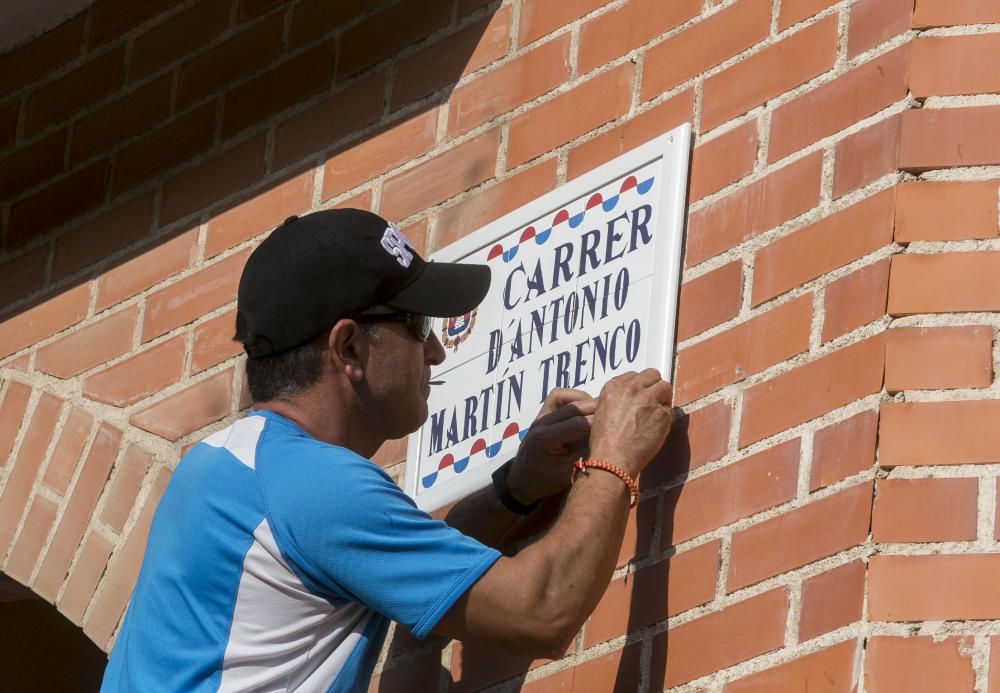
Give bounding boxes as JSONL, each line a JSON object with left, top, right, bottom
{"left": 101, "top": 209, "right": 674, "bottom": 692}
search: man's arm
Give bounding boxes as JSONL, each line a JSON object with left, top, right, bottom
{"left": 431, "top": 370, "right": 674, "bottom": 657}
{"left": 439, "top": 390, "right": 595, "bottom": 547}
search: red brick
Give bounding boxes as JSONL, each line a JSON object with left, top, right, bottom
{"left": 740, "top": 335, "right": 884, "bottom": 447}
{"left": 896, "top": 181, "right": 999, "bottom": 242}
{"left": 32, "top": 423, "right": 122, "bottom": 602}
{"left": 879, "top": 400, "right": 1000, "bottom": 467}
{"left": 521, "top": 643, "right": 642, "bottom": 693}
{"left": 0, "top": 247, "right": 48, "bottom": 308}
{"left": 100, "top": 445, "right": 153, "bottom": 534}
{"left": 585, "top": 540, "right": 719, "bottom": 647}
{"left": 141, "top": 249, "right": 248, "bottom": 341}
{"left": 90, "top": 0, "right": 163, "bottom": 44}
{"left": 871, "top": 554, "right": 1000, "bottom": 620}
{"left": 912, "top": 34, "right": 1000, "bottom": 98}
{"left": 675, "top": 294, "right": 812, "bottom": 405}
{"left": 873, "top": 477, "right": 978, "bottom": 543}
{"left": 4, "top": 494, "right": 58, "bottom": 583}
{"left": 753, "top": 187, "right": 895, "bottom": 306}
{"left": 724, "top": 639, "right": 861, "bottom": 692}
{"left": 0, "top": 129, "right": 67, "bottom": 201}
{"left": 0, "top": 101, "right": 18, "bottom": 150}
{"left": 676, "top": 261, "right": 743, "bottom": 342}
{"left": 176, "top": 14, "right": 284, "bottom": 107}
{"left": 991, "top": 635, "right": 1000, "bottom": 693}
{"left": 848, "top": 0, "right": 914, "bottom": 58}
{"left": 644, "top": 398, "right": 732, "bottom": 487}
{"left": 703, "top": 16, "right": 838, "bottom": 132}
{"left": 434, "top": 159, "right": 559, "bottom": 250}
{"left": 0, "top": 392, "right": 62, "bottom": 552}
{"left": 239, "top": 0, "right": 284, "bottom": 19}
{"left": 7, "top": 160, "right": 111, "bottom": 248}
{"left": 206, "top": 172, "right": 313, "bottom": 257}
{"left": 223, "top": 40, "right": 336, "bottom": 138}
{"left": 617, "top": 497, "right": 655, "bottom": 567}
{"left": 392, "top": 8, "right": 511, "bottom": 111}
{"left": 112, "top": 103, "right": 217, "bottom": 195}
{"left": 641, "top": 0, "right": 771, "bottom": 100}
{"left": 58, "top": 531, "right": 114, "bottom": 625}
{"left": 0, "top": 382, "right": 32, "bottom": 465}
{"left": 131, "top": 369, "right": 234, "bottom": 441}
{"left": 84, "top": 336, "right": 187, "bottom": 407}
{"left": 833, "top": 115, "right": 901, "bottom": 199}
{"left": 337, "top": 1, "right": 451, "bottom": 78}
{"left": 517, "top": 0, "right": 608, "bottom": 46}
{"left": 288, "top": 0, "right": 367, "bottom": 48}
{"left": 686, "top": 152, "right": 822, "bottom": 267}
{"left": 160, "top": 135, "right": 267, "bottom": 225}
{"left": 888, "top": 252, "right": 1000, "bottom": 315}
{"left": 129, "top": 0, "right": 232, "bottom": 81}
{"left": 663, "top": 439, "right": 799, "bottom": 545}
{"left": 24, "top": 46, "right": 125, "bottom": 136}
{"left": 450, "top": 642, "right": 556, "bottom": 693}
{"left": 192, "top": 310, "right": 242, "bottom": 373}
{"left": 900, "top": 106, "right": 1000, "bottom": 172}
{"left": 689, "top": 120, "right": 758, "bottom": 202}
{"left": 35, "top": 306, "right": 137, "bottom": 379}
{"left": 507, "top": 62, "right": 635, "bottom": 168}
{"left": 728, "top": 482, "right": 873, "bottom": 590}
{"left": 912, "top": 0, "right": 1000, "bottom": 28}
{"left": 95, "top": 229, "right": 197, "bottom": 311}
{"left": 778, "top": 0, "right": 838, "bottom": 29}
{"left": 810, "top": 410, "right": 878, "bottom": 492}
{"left": 0, "top": 15, "right": 85, "bottom": 95}
{"left": 578, "top": 0, "right": 700, "bottom": 74}
{"left": 885, "top": 325, "right": 993, "bottom": 393}
{"left": 319, "top": 105, "right": 435, "bottom": 200}
{"left": 42, "top": 407, "right": 94, "bottom": 495}
{"left": 84, "top": 467, "right": 171, "bottom": 648}
{"left": 649, "top": 588, "right": 788, "bottom": 689}
{"left": 0, "top": 283, "right": 90, "bottom": 360}
{"left": 799, "top": 560, "right": 866, "bottom": 640}
{"left": 448, "top": 34, "right": 570, "bottom": 136}
{"left": 70, "top": 76, "right": 172, "bottom": 166}
{"left": 53, "top": 195, "right": 155, "bottom": 281}
{"left": 822, "top": 258, "right": 890, "bottom": 342}
{"left": 769, "top": 44, "right": 910, "bottom": 162}
{"left": 865, "top": 636, "right": 975, "bottom": 691}
{"left": 381, "top": 130, "right": 499, "bottom": 221}
{"left": 368, "top": 649, "right": 443, "bottom": 693}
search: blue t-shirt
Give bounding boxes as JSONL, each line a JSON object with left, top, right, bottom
{"left": 101, "top": 411, "right": 500, "bottom": 692}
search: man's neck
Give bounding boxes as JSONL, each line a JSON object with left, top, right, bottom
{"left": 254, "top": 387, "right": 385, "bottom": 459}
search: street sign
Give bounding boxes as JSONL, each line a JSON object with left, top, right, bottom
{"left": 405, "top": 124, "right": 692, "bottom": 511}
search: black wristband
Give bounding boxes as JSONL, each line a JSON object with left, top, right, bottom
{"left": 491, "top": 460, "right": 539, "bottom": 515}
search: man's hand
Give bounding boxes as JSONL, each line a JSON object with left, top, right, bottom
{"left": 589, "top": 369, "right": 674, "bottom": 479}
{"left": 506, "top": 388, "right": 596, "bottom": 506}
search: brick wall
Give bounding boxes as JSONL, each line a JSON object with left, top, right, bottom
{"left": 0, "top": 0, "right": 998, "bottom": 689}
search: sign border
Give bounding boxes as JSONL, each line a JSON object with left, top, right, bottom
{"left": 404, "top": 123, "right": 692, "bottom": 511}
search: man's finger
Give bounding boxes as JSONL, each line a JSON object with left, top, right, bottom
{"left": 538, "top": 388, "right": 594, "bottom": 417}
{"left": 534, "top": 414, "right": 591, "bottom": 450}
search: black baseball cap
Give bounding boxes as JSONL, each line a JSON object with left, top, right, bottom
{"left": 236, "top": 208, "right": 490, "bottom": 356}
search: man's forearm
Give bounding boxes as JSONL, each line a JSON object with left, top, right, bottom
{"left": 439, "top": 483, "right": 520, "bottom": 547}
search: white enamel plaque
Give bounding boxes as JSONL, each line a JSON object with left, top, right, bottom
{"left": 404, "top": 124, "right": 692, "bottom": 511}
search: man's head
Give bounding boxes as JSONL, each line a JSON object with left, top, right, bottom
{"left": 234, "top": 209, "right": 489, "bottom": 437}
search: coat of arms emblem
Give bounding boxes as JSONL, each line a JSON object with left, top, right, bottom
{"left": 441, "top": 311, "right": 477, "bottom": 351}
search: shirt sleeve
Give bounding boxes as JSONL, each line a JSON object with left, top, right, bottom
{"left": 260, "top": 440, "right": 501, "bottom": 639}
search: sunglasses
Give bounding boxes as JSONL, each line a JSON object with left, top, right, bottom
{"left": 355, "top": 312, "right": 434, "bottom": 342}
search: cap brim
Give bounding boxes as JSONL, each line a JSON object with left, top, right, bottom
{"left": 387, "top": 262, "right": 491, "bottom": 317}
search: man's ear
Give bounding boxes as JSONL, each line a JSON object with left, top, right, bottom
{"left": 328, "top": 320, "right": 368, "bottom": 383}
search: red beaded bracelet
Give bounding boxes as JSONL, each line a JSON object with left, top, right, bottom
{"left": 573, "top": 458, "right": 639, "bottom": 508}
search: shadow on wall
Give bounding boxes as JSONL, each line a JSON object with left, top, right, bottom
{"left": 0, "top": 0, "right": 500, "bottom": 328}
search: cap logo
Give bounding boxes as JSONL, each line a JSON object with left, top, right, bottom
{"left": 381, "top": 223, "right": 414, "bottom": 268}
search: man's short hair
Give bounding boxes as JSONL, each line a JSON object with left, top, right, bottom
{"left": 234, "top": 312, "right": 379, "bottom": 403}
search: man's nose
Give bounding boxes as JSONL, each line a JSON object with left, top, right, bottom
{"left": 425, "top": 331, "right": 446, "bottom": 366}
